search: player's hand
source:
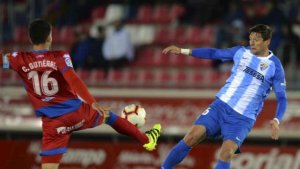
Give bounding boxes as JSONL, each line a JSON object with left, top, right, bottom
{"left": 270, "top": 119, "right": 280, "bottom": 140}
{"left": 92, "top": 102, "right": 110, "bottom": 119}
{"left": 162, "top": 45, "right": 181, "bottom": 55}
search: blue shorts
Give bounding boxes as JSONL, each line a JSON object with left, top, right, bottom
{"left": 194, "top": 98, "right": 255, "bottom": 150}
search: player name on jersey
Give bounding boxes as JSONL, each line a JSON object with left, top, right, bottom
{"left": 22, "top": 59, "right": 57, "bottom": 72}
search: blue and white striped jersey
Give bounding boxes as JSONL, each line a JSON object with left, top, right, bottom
{"left": 192, "top": 46, "right": 286, "bottom": 120}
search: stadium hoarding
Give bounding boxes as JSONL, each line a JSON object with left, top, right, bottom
{"left": 0, "top": 87, "right": 300, "bottom": 137}
{"left": 0, "top": 140, "right": 300, "bottom": 169}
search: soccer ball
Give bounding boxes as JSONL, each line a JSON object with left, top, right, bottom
{"left": 121, "top": 104, "right": 146, "bottom": 128}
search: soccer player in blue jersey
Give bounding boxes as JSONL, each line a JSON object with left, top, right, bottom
{"left": 161, "top": 24, "right": 287, "bottom": 169}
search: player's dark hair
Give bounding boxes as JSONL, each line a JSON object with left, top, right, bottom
{"left": 28, "top": 19, "right": 51, "bottom": 45}
{"left": 249, "top": 24, "right": 272, "bottom": 41}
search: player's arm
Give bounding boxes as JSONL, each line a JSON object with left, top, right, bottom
{"left": 269, "top": 90, "right": 287, "bottom": 140}
{"left": 273, "top": 91, "right": 287, "bottom": 123}
{"left": 57, "top": 53, "right": 96, "bottom": 105}
{"left": 63, "top": 68, "right": 96, "bottom": 104}
{"left": 57, "top": 52, "right": 109, "bottom": 115}
{"left": 162, "top": 45, "right": 241, "bottom": 61}
{"left": 62, "top": 68, "right": 110, "bottom": 115}
{"left": 270, "top": 61, "right": 287, "bottom": 140}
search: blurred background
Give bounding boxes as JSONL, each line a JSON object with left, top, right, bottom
{"left": 1, "top": 0, "right": 300, "bottom": 168}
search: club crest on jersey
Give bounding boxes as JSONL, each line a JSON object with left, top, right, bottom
{"left": 63, "top": 54, "right": 73, "bottom": 67}
{"left": 260, "top": 62, "right": 269, "bottom": 71}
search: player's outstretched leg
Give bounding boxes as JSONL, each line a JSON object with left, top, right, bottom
{"left": 214, "top": 140, "right": 237, "bottom": 169}
{"left": 105, "top": 112, "right": 161, "bottom": 151}
{"left": 161, "top": 140, "right": 191, "bottom": 169}
{"left": 143, "top": 123, "right": 161, "bottom": 151}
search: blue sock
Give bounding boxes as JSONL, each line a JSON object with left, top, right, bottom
{"left": 105, "top": 112, "right": 118, "bottom": 126}
{"left": 161, "top": 140, "right": 192, "bottom": 169}
{"left": 215, "top": 160, "right": 230, "bottom": 169}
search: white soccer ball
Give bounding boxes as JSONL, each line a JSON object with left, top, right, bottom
{"left": 121, "top": 104, "right": 146, "bottom": 128}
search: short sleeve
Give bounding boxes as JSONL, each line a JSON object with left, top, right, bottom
{"left": 56, "top": 52, "right": 74, "bottom": 74}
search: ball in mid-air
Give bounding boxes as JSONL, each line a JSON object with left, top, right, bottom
{"left": 121, "top": 104, "right": 146, "bottom": 128}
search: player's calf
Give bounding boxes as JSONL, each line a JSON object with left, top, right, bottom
{"left": 41, "top": 154, "right": 62, "bottom": 169}
{"left": 41, "top": 163, "right": 59, "bottom": 169}
{"left": 219, "top": 140, "right": 238, "bottom": 161}
{"left": 183, "top": 125, "right": 207, "bottom": 147}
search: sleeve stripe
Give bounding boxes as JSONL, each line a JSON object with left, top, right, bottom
{"left": 3, "top": 53, "right": 9, "bottom": 69}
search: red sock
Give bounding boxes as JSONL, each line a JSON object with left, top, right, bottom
{"left": 111, "top": 116, "right": 149, "bottom": 144}
{"left": 42, "top": 154, "right": 63, "bottom": 163}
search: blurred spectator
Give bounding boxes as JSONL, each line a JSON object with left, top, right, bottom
{"left": 102, "top": 19, "right": 134, "bottom": 70}
{"left": 230, "top": 20, "right": 247, "bottom": 45}
{"left": 214, "top": 1, "right": 246, "bottom": 70}
{"left": 215, "top": 19, "right": 246, "bottom": 48}
{"left": 259, "top": 2, "right": 284, "bottom": 53}
{"left": 281, "top": 24, "right": 300, "bottom": 67}
{"left": 224, "top": 1, "right": 244, "bottom": 22}
{"left": 84, "top": 26, "right": 108, "bottom": 71}
{"left": 70, "top": 28, "right": 90, "bottom": 70}
{"left": 46, "top": 0, "right": 101, "bottom": 27}
{"left": 182, "top": 0, "right": 224, "bottom": 25}
{"left": 213, "top": 19, "right": 247, "bottom": 71}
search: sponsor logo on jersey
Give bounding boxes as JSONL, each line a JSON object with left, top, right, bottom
{"left": 63, "top": 54, "right": 73, "bottom": 67}
{"left": 243, "top": 66, "right": 264, "bottom": 82}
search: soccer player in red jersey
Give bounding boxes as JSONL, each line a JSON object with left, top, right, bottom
{"left": 0, "top": 19, "right": 161, "bottom": 169}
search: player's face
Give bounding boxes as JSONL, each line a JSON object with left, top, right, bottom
{"left": 249, "top": 32, "right": 270, "bottom": 56}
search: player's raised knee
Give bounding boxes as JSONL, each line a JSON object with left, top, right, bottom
{"left": 183, "top": 133, "right": 203, "bottom": 147}
{"left": 219, "top": 147, "right": 235, "bottom": 161}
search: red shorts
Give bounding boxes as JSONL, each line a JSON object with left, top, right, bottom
{"left": 40, "top": 102, "right": 103, "bottom": 157}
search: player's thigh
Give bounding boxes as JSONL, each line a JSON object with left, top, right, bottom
{"left": 42, "top": 163, "right": 59, "bottom": 169}
{"left": 78, "top": 102, "right": 104, "bottom": 130}
{"left": 221, "top": 113, "right": 255, "bottom": 147}
{"left": 183, "top": 125, "right": 207, "bottom": 147}
{"left": 41, "top": 117, "right": 72, "bottom": 157}
{"left": 194, "top": 105, "right": 221, "bottom": 138}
